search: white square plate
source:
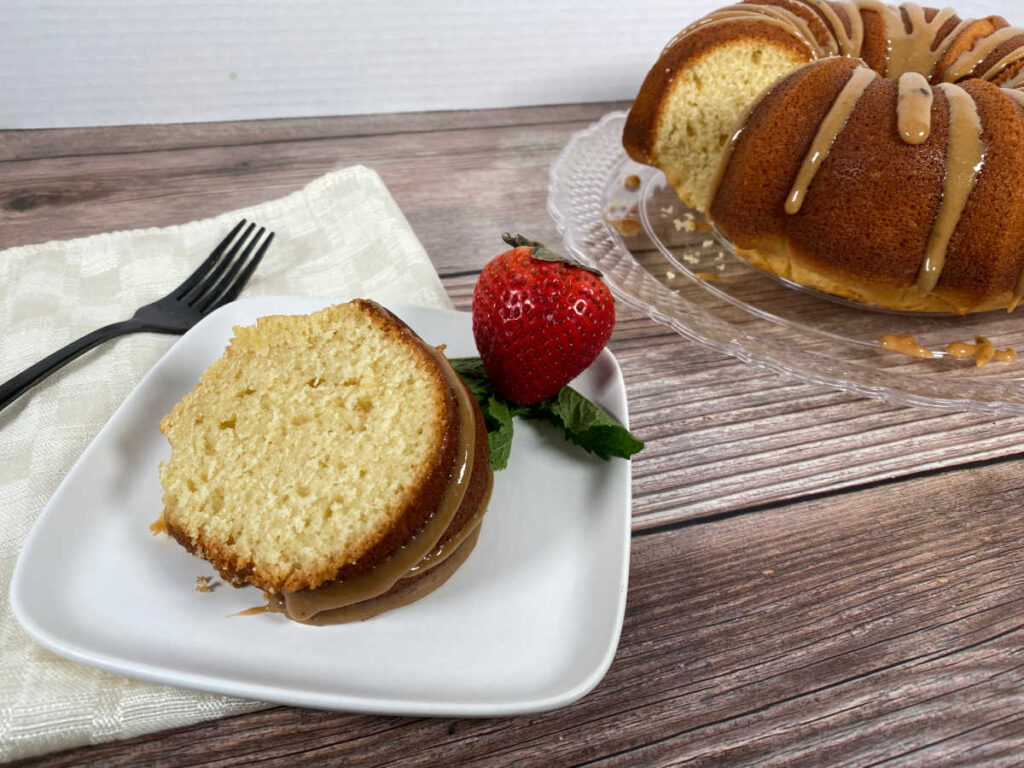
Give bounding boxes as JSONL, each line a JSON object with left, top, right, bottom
{"left": 10, "top": 297, "right": 631, "bottom": 715}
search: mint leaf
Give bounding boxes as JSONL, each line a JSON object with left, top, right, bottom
{"left": 484, "top": 396, "right": 514, "bottom": 471}
{"left": 544, "top": 387, "right": 644, "bottom": 460}
{"left": 449, "top": 356, "right": 643, "bottom": 470}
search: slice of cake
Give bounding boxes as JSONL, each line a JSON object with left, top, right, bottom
{"left": 158, "top": 299, "right": 492, "bottom": 623}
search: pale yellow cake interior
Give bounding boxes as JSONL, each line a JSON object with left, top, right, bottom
{"left": 652, "top": 41, "right": 810, "bottom": 211}
{"left": 158, "top": 303, "right": 449, "bottom": 592}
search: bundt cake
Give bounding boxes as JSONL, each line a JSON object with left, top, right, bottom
{"left": 158, "top": 300, "right": 492, "bottom": 624}
{"left": 624, "top": 1, "right": 1024, "bottom": 313}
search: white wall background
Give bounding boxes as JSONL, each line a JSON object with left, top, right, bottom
{"left": 2, "top": 0, "right": 1017, "bottom": 129}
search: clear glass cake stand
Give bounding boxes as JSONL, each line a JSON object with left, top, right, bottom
{"left": 548, "top": 111, "right": 1024, "bottom": 414}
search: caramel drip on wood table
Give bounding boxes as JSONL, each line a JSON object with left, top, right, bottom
{"left": 897, "top": 72, "right": 933, "bottom": 144}
{"left": 915, "top": 83, "right": 984, "bottom": 296}
{"left": 786, "top": 67, "right": 877, "bottom": 214}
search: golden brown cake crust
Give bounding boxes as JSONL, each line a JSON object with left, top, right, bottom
{"left": 625, "top": 1, "right": 1024, "bottom": 313}
{"left": 710, "top": 57, "right": 866, "bottom": 248}
{"left": 161, "top": 300, "right": 488, "bottom": 593}
{"left": 937, "top": 79, "right": 1024, "bottom": 309}
{"left": 771, "top": 65, "right": 948, "bottom": 289}
{"left": 622, "top": 21, "right": 812, "bottom": 166}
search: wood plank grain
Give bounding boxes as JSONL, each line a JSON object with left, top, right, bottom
{"left": 17, "top": 457, "right": 1022, "bottom": 767}
{"left": 0, "top": 103, "right": 627, "bottom": 163}
{"left": 0, "top": 113, "right": 584, "bottom": 265}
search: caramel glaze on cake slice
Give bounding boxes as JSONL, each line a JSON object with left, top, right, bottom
{"left": 158, "top": 300, "right": 493, "bottom": 624}
{"left": 625, "top": 1, "right": 1024, "bottom": 313}
{"left": 271, "top": 360, "right": 493, "bottom": 624}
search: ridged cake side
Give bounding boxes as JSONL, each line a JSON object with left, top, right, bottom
{"left": 624, "top": 0, "right": 1024, "bottom": 312}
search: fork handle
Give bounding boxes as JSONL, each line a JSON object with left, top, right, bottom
{"left": 0, "top": 319, "right": 148, "bottom": 413}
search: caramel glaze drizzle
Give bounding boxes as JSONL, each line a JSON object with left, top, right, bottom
{"left": 682, "top": 2, "right": 1024, "bottom": 90}
{"left": 670, "top": 4, "right": 832, "bottom": 59}
{"left": 857, "top": 1, "right": 970, "bottom": 78}
{"left": 697, "top": 2, "right": 1024, "bottom": 301}
{"left": 981, "top": 50, "right": 1024, "bottom": 84}
{"left": 915, "top": 83, "right": 985, "bottom": 296}
{"left": 1005, "top": 69, "right": 1024, "bottom": 89}
{"left": 897, "top": 72, "right": 933, "bottom": 144}
{"left": 786, "top": 66, "right": 878, "bottom": 214}
{"left": 801, "top": 0, "right": 865, "bottom": 56}
{"left": 944, "top": 26, "right": 1024, "bottom": 83}
{"left": 706, "top": 63, "right": 809, "bottom": 211}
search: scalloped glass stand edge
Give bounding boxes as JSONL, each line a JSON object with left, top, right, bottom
{"left": 547, "top": 111, "right": 1024, "bottom": 415}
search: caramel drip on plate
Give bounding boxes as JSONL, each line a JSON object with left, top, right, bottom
{"left": 943, "top": 26, "right": 1024, "bottom": 83}
{"left": 897, "top": 72, "right": 934, "bottom": 144}
{"left": 946, "top": 337, "right": 1017, "bottom": 366}
{"left": 300, "top": 524, "right": 483, "bottom": 625}
{"left": 879, "top": 333, "right": 934, "bottom": 358}
{"left": 786, "top": 67, "right": 877, "bottom": 214}
{"left": 607, "top": 218, "right": 643, "bottom": 237}
{"left": 915, "top": 83, "right": 985, "bottom": 295}
{"left": 879, "top": 335, "right": 1016, "bottom": 364}
{"left": 278, "top": 351, "right": 477, "bottom": 622}
{"left": 232, "top": 604, "right": 272, "bottom": 617}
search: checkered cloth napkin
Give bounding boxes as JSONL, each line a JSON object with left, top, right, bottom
{"left": 0, "top": 166, "right": 452, "bottom": 761}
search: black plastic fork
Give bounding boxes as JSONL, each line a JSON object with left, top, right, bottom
{"left": 0, "top": 219, "right": 274, "bottom": 413}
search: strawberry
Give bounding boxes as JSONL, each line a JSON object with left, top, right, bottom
{"left": 472, "top": 233, "right": 615, "bottom": 405}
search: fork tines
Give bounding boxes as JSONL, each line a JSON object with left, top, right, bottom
{"left": 177, "top": 220, "right": 275, "bottom": 313}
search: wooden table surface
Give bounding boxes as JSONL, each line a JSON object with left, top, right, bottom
{"left": 3, "top": 103, "right": 1023, "bottom": 767}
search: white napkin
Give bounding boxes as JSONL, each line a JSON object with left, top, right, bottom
{"left": 0, "top": 166, "right": 452, "bottom": 762}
